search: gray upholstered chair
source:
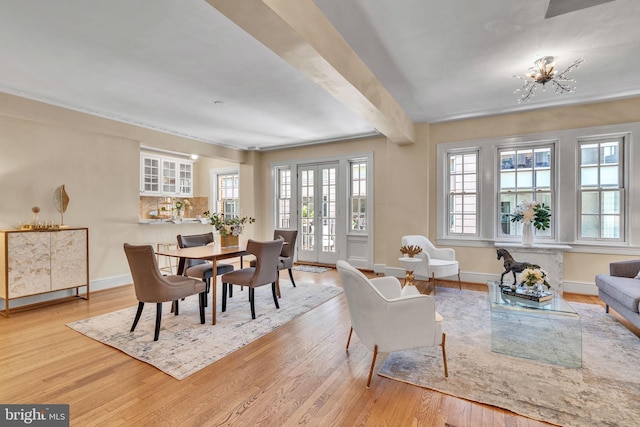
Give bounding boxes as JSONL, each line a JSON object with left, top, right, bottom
{"left": 221, "top": 239, "right": 284, "bottom": 319}
{"left": 123, "top": 243, "right": 206, "bottom": 341}
{"left": 337, "top": 260, "right": 448, "bottom": 388}
{"left": 250, "top": 229, "right": 298, "bottom": 296}
{"left": 177, "top": 233, "right": 235, "bottom": 301}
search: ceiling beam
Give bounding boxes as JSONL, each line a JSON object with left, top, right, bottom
{"left": 206, "top": 0, "right": 415, "bottom": 144}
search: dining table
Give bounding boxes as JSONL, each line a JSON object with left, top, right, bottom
{"left": 155, "top": 241, "right": 249, "bottom": 324}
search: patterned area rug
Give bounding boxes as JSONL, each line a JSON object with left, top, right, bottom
{"left": 67, "top": 281, "right": 342, "bottom": 380}
{"left": 378, "top": 287, "right": 640, "bottom": 427}
{"left": 292, "top": 265, "right": 332, "bottom": 273}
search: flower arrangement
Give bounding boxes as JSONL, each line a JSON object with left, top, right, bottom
{"left": 203, "top": 211, "right": 255, "bottom": 236}
{"left": 175, "top": 199, "right": 191, "bottom": 215}
{"left": 400, "top": 245, "right": 422, "bottom": 258}
{"left": 518, "top": 267, "right": 550, "bottom": 289}
{"left": 510, "top": 200, "right": 551, "bottom": 230}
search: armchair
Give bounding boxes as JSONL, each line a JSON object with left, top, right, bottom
{"left": 401, "top": 235, "right": 461, "bottom": 292}
{"left": 337, "top": 260, "right": 448, "bottom": 388}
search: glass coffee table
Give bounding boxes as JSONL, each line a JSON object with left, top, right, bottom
{"left": 487, "top": 281, "right": 582, "bottom": 368}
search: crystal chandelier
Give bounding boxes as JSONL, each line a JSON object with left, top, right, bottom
{"left": 514, "top": 56, "right": 584, "bottom": 102}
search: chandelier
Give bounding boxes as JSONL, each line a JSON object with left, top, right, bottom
{"left": 514, "top": 56, "right": 584, "bottom": 102}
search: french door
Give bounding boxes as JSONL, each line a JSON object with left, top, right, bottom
{"left": 297, "top": 163, "right": 339, "bottom": 264}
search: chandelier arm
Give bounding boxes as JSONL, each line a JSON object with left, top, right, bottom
{"left": 519, "top": 82, "right": 537, "bottom": 102}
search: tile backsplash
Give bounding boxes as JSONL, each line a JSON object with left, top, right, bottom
{"left": 139, "top": 196, "right": 209, "bottom": 219}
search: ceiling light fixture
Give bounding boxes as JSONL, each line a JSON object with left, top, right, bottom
{"left": 513, "top": 56, "right": 584, "bottom": 102}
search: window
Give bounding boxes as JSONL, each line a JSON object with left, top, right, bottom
{"left": 217, "top": 173, "right": 239, "bottom": 219}
{"left": 277, "top": 168, "right": 292, "bottom": 228}
{"left": 498, "top": 145, "right": 553, "bottom": 238}
{"left": 447, "top": 151, "right": 477, "bottom": 235}
{"left": 578, "top": 137, "right": 624, "bottom": 240}
{"left": 350, "top": 161, "right": 367, "bottom": 232}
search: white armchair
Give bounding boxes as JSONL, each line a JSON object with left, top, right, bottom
{"left": 401, "top": 235, "right": 461, "bottom": 292}
{"left": 336, "top": 260, "right": 448, "bottom": 388}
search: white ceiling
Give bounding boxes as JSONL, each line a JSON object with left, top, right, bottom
{"left": 1, "top": 0, "right": 639, "bottom": 151}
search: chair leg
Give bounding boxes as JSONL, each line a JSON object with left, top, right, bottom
{"left": 271, "top": 282, "right": 280, "bottom": 309}
{"left": 154, "top": 303, "right": 162, "bottom": 341}
{"left": 431, "top": 273, "right": 437, "bottom": 295}
{"left": 229, "top": 283, "right": 233, "bottom": 298}
{"left": 441, "top": 333, "right": 448, "bottom": 378}
{"left": 204, "top": 278, "right": 210, "bottom": 307}
{"left": 346, "top": 327, "right": 353, "bottom": 350}
{"left": 605, "top": 304, "right": 609, "bottom": 313}
{"left": 276, "top": 276, "right": 281, "bottom": 298}
{"left": 249, "top": 288, "right": 256, "bottom": 319}
{"left": 130, "top": 302, "right": 144, "bottom": 332}
{"left": 222, "top": 283, "right": 228, "bottom": 312}
{"left": 199, "top": 292, "right": 206, "bottom": 324}
{"left": 366, "top": 344, "right": 378, "bottom": 389}
{"left": 457, "top": 268, "right": 461, "bottom": 290}
{"left": 288, "top": 268, "right": 296, "bottom": 287}
{"left": 174, "top": 300, "right": 179, "bottom": 316}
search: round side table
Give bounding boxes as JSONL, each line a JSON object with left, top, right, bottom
{"left": 398, "top": 257, "right": 422, "bottom": 288}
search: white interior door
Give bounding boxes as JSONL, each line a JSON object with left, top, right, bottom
{"left": 297, "top": 163, "right": 339, "bottom": 264}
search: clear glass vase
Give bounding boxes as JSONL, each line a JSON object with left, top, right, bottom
{"left": 522, "top": 222, "right": 533, "bottom": 246}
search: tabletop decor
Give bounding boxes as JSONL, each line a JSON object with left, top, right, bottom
{"left": 204, "top": 211, "right": 255, "bottom": 248}
{"left": 399, "top": 245, "right": 422, "bottom": 258}
{"left": 54, "top": 184, "right": 70, "bottom": 227}
{"left": 509, "top": 200, "right": 551, "bottom": 246}
{"left": 174, "top": 198, "right": 191, "bottom": 218}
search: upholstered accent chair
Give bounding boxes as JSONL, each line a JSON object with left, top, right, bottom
{"left": 336, "top": 260, "right": 448, "bottom": 388}
{"left": 401, "top": 235, "right": 461, "bottom": 293}
{"left": 177, "top": 233, "right": 235, "bottom": 301}
{"left": 221, "top": 239, "right": 284, "bottom": 319}
{"left": 123, "top": 243, "right": 206, "bottom": 341}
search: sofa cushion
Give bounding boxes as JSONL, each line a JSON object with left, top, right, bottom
{"left": 595, "top": 274, "right": 640, "bottom": 313}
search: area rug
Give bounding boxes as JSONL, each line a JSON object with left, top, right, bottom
{"left": 67, "top": 281, "right": 342, "bottom": 380}
{"left": 292, "top": 265, "right": 331, "bottom": 273}
{"left": 377, "top": 287, "right": 640, "bottom": 427}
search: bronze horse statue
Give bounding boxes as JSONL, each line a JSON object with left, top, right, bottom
{"left": 496, "top": 248, "right": 540, "bottom": 285}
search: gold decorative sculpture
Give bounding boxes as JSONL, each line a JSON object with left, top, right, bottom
{"left": 400, "top": 245, "right": 422, "bottom": 258}
{"left": 54, "top": 185, "right": 70, "bottom": 228}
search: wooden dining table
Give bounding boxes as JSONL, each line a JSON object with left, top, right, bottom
{"left": 155, "top": 242, "right": 249, "bottom": 325}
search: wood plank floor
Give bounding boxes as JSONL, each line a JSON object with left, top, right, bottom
{"left": 0, "top": 267, "right": 635, "bottom": 426}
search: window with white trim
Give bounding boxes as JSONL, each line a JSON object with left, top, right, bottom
{"left": 447, "top": 151, "right": 478, "bottom": 235}
{"left": 277, "top": 167, "right": 292, "bottom": 228}
{"left": 217, "top": 173, "right": 239, "bottom": 220}
{"left": 578, "top": 137, "right": 624, "bottom": 240}
{"left": 350, "top": 160, "right": 367, "bottom": 232}
{"left": 498, "top": 144, "right": 553, "bottom": 238}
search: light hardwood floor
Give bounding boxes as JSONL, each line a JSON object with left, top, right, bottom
{"left": 0, "top": 267, "right": 633, "bottom": 426}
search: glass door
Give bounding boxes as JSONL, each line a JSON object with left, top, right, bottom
{"left": 297, "top": 163, "right": 338, "bottom": 264}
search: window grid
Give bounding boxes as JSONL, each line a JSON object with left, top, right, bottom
{"left": 277, "top": 168, "right": 292, "bottom": 229}
{"left": 447, "top": 152, "right": 478, "bottom": 235}
{"left": 350, "top": 161, "right": 367, "bottom": 232}
{"left": 498, "top": 145, "right": 553, "bottom": 238}
{"left": 578, "top": 138, "right": 624, "bottom": 241}
{"left": 217, "top": 173, "right": 239, "bottom": 219}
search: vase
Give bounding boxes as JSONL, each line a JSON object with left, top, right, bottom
{"left": 522, "top": 222, "right": 533, "bottom": 247}
{"left": 220, "top": 234, "right": 239, "bottom": 249}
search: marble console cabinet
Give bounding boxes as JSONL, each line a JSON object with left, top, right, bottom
{"left": 0, "top": 228, "right": 89, "bottom": 316}
{"left": 495, "top": 243, "right": 571, "bottom": 295}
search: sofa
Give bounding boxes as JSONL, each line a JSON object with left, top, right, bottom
{"left": 595, "top": 259, "right": 640, "bottom": 329}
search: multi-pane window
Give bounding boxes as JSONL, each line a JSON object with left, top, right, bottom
{"left": 447, "top": 152, "right": 477, "bottom": 235}
{"left": 217, "top": 173, "right": 239, "bottom": 219}
{"left": 579, "top": 138, "right": 624, "bottom": 240}
{"left": 277, "top": 168, "right": 292, "bottom": 228}
{"left": 498, "top": 145, "right": 553, "bottom": 237}
{"left": 350, "top": 161, "right": 367, "bottom": 232}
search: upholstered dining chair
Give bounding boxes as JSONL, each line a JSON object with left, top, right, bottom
{"left": 337, "top": 260, "right": 448, "bottom": 388}
{"left": 401, "top": 235, "right": 461, "bottom": 293}
{"left": 123, "top": 243, "right": 206, "bottom": 341}
{"left": 177, "top": 233, "right": 235, "bottom": 301}
{"left": 221, "top": 239, "right": 284, "bottom": 319}
{"left": 250, "top": 229, "right": 298, "bottom": 297}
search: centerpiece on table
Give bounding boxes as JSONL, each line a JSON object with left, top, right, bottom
{"left": 203, "top": 211, "right": 255, "bottom": 248}
{"left": 509, "top": 200, "right": 551, "bottom": 246}
{"left": 502, "top": 267, "right": 552, "bottom": 302}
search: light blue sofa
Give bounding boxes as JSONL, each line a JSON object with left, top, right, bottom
{"left": 595, "top": 259, "right": 640, "bottom": 330}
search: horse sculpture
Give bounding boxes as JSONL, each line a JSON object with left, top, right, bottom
{"left": 496, "top": 248, "right": 540, "bottom": 285}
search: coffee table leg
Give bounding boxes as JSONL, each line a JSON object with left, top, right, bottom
{"left": 211, "top": 259, "right": 217, "bottom": 325}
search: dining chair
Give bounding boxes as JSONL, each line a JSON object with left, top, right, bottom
{"left": 221, "top": 239, "right": 284, "bottom": 319}
{"left": 177, "top": 233, "right": 235, "bottom": 301}
{"left": 250, "top": 229, "right": 298, "bottom": 297}
{"left": 337, "top": 260, "right": 448, "bottom": 388}
{"left": 123, "top": 243, "right": 206, "bottom": 341}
